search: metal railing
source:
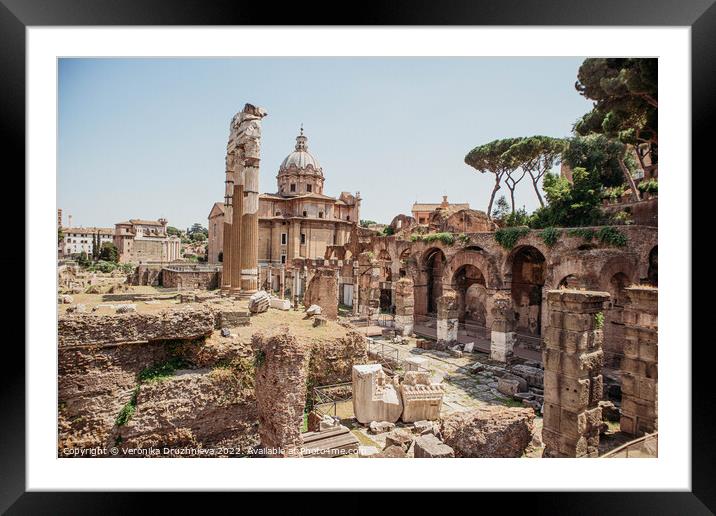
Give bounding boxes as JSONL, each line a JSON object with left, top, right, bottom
{"left": 310, "top": 382, "right": 353, "bottom": 417}
{"left": 602, "top": 432, "right": 658, "bottom": 458}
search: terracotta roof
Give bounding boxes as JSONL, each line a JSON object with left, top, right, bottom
{"left": 129, "top": 219, "right": 166, "bottom": 226}
{"left": 63, "top": 227, "right": 114, "bottom": 235}
{"left": 412, "top": 202, "right": 470, "bottom": 212}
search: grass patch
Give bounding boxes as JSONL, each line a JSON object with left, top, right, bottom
{"left": 410, "top": 232, "right": 457, "bottom": 245}
{"left": 496, "top": 396, "right": 525, "bottom": 408}
{"left": 115, "top": 386, "right": 139, "bottom": 426}
{"left": 138, "top": 357, "right": 188, "bottom": 383}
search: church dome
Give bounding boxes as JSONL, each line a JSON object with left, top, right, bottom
{"left": 278, "top": 127, "right": 322, "bottom": 175}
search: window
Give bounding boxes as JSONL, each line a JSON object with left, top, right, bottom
{"left": 306, "top": 184, "right": 312, "bottom": 192}
{"left": 318, "top": 212, "right": 324, "bottom": 219}
{"left": 281, "top": 254, "right": 286, "bottom": 264}
{"left": 281, "top": 233, "right": 287, "bottom": 245}
{"left": 346, "top": 215, "right": 350, "bottom": 221}
{"left": 300, "top": 233, "right": 306, "bottom": 245}
{"left": 290, "top": 184, "right": 296, "bottom": 192}
{"left": 303, "top": 210, "right": 307, "bottom": 217}
{"left": 275, "top": 211, "right": 281, "bottom": 216}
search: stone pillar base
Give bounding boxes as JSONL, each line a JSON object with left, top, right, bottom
{"left": 395, "top": 315, "right": 414, "bottom": 336}
{"left": 490, "top": 331, "right": 516, "bottom": 362}
{"left": 437, "top": 318, "right": 458, "bottom": 344}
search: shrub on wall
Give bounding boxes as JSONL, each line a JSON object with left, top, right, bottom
{"left": 494, "top": 226, "right": 530, "bottom": 250}
{"left": 596, "top": 226, "right": 628, "bottom": 247}
{"left": 538, "top": 227, "right": 562, "bottom": 247}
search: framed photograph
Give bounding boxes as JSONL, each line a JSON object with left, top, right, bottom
{"left": 4, "top": 0, "right": 709, "bottom": 510}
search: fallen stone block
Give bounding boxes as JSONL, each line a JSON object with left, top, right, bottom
{"left": 463, "top": 342, "right": 475, "bottom": 353}
{"left": 369, "top": 421, "right": 395, "bottom": 434}
{"left": 412, "top": 420, "right": 437, "bottom": 435}
{"left": 60, "top": 295, "right": 74, "bottom": 304}
{"left": 497, "top": 377, "right": 522, "bottom": 397}
{"left": 441, "top": 405, "right": 536, "bottom": 458}
{"left": 384, "top": 428, "right": 414, "bottom": 452}
{"left": 306, "top": 304, "right": 322, "bottom": 316}
{"left": 352, "top": 364, "right": 402, "bottom": 424}
{"left": 404, "top": 356, "right": 428, "bottom": 372}
{"left": 270, "top": 297, "right": 291, "bottom": 311}
{"left": 115, "top": 304, "right": 137, "bottom": 314}
{"left": 372, "top": 445, "right": 407, "bottom": 458}
{"left": 414, "top": 434, "right": 455, "bottom": 458}
{"left": 312, "top": 316, "right": 327, "bottom": 328}
{"left": 248, "top": 290, "right": 270, "bottom": 314}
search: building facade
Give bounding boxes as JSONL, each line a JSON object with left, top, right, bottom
{"left": 61, "top": 227, "right": 114, "bottom": 257}
{"left": 412, "top": 196, "right": 469, "bottom": 224}
{"left": 208, "top": 128, "right": 361, "bottom": 266}
{"left": 113, "top": 218, "right": 181, "bottom": 263}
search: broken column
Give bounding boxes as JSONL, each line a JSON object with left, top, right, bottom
{"left": 436, "top": 291, "right": 458, "bottom": 348}
{"left": 542, "top": 289, "right": 609, "bottom": 458}
{"left": 303, "top": 268, "right": 338, "bottom": 320}
{"left": 220, "top": 138, "right": 236, "bottom": 295}
{"left": 252, "top": 328, "right": 308, "bottom": 457}
{"left": 490, "top": 292, "right": 516, "bottom": 362}
{"left": 620, "top": 286, "right": 658, "bottom": 436}
{"left": 236, "top": 103, "right": 267, "bottom": 299}
{"left": 352, "top": 364, "right": 402, "bottom": 424}
{"left": 393, "top": 277, "right": 414, "bottom": 336}
{"left": 230, "top": 178, "right": 244, "bottom": 297}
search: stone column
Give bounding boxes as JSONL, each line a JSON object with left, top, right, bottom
{"left": 436, "top": 291, "right": 458, "bottom": 348}
{"left": 233, "top": 103, "right": 267, "bottom": 299}
{"left": 394, "top": 277, "right": 414, "bottom": 336}
{"left": 220, "top": 221, "right": 232, "bottom": 294}
{"left": 490, "top": 292, "right": 516, "bottom": 362}
{"left": 280, "top": 267, "right": 285, "bottom": 299}
{"left": 229, "top": 182, "right": 243, "bottom": 297}
{"left": 620, "top": 286, "right": 658, "bottom": 436}
{"left": 542, "top": 289, "right": 609, "bottom": 458}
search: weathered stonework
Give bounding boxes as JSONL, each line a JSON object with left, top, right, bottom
{"left": 58, "top": 307, "right": 216, "bottom": 347}
{"left": 399, "top": 371, "right": 444, "bottom": 423}
{"left": 394, "top": 277, "right": 414, "bottom": 336}
{"left": 352, "top": 364, "right": 402, "bottom": 424}
{"left": 436, "top": 291, "right": 458, "bottom": 345}
{"left": 252, "top": 328, "right": 308, "bottom": 457}
{"left": 542, "top": 290, "right": 609, "bottom": 458}
{"left": 303, "top": 268, "right": 339, "bottom": 320}
{"left": 619, "top": 286, "right": 658, "bottom": 436}
{"left": 490, "top": 292, "right": 516, "bottom": 362}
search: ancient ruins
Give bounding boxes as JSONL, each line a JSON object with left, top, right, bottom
{"left": 57, "top": 93, "right": 659, "bottom": 460}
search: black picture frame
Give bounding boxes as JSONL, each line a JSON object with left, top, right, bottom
{"left": 2, "top": 0, "right": 708, "bottom": 511}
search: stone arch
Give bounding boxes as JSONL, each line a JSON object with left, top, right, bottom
{"left": 507, "top": 245, "right": 547, "bottom": 337}
{"left": 421, "top": 247, "right": 447, "bottom": 314}
{"left": 598, "top": 255, "right": 638, "bottom": 293}
{"left": 502, "top": 241, "right": 551, "bottom": 283}
{"left": 444, "top": 249, "right": 501, "bottom": 290}
{"left": 451, "top": 264, "right": 487, "bottom": 326}
{"left": 557, "top": 274, "right": 581, "bottom": 289}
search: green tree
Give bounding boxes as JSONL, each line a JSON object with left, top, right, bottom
{"left": 77, "top": 251, "right": 90, "bottom": 267}
{"left": 166, "top": 226, "right": 182, "bottom": 237}
{"left": 360, "top": 219, "right": 377, "bottom": 228}
{"left": 530, "top": 167, "right": 602, "bottom": 228}
{"left": 190, "top": 232, "right": 207, "bottom": 242}
{"left": 502, "top": 136, "right": 566, "bottom": 208}
{"left": 464, "top": 137, "right": 523, "bottom": 218}
{"left": 562, "top": 134, "right": 637, "bottom": 188}
{"left": 574, "top": 58, "right": 657, "bottom": 195}
{"left": 491, "top": 195, "right": 510, "bottom": 220}
{"left": 99, "top": 241, "right": 119, "bottom": 263}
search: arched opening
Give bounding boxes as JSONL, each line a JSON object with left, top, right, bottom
{"left": 608, "top": 272, "right": 630, "bottom": 309}
{"left": 424, "top": 248, "right": 446, "bottom": 314}
{"left": 398, "top": 248, "right": 410, "bottom": 278}
{"left": 647, "top": 246, "right": 658, "bottom": 286}
{"left": 558, "top": 274, "right": 581, "bottom": 289}
{"left": 453, "top": 264, "right": 487, "bottom": 326}
{"left": 377, "top": 249, "right": 393, "bottom": 311}
{"left": 510, "top": 246, "right": 546, "bottom": 336}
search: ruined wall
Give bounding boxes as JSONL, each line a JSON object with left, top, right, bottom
{"left": 303, "top": 267, "right": 338, "bottom": 320}
{"left": 542, "top": 290, "right": 609, "bottom": 458}
{"left": 58, "top": 329, "right": 258, "bottom": 455}
{"left": 252, "top": 329, "right": 309, "bottom": 457}
{"left": 620, "top": 286, "right": 658, "bottom": 436}
{"left": 161, "top": 269, "right": 220, "bottom": 290}
{"left": 58, "top": 307, "right": 216, "bottom": 347}
{"left": 307, "top": 330, "right": 368, "bottom": 386}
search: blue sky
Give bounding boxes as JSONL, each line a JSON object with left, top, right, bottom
{"left": 58, "top": 57, "right": 591, "bottom": 230}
